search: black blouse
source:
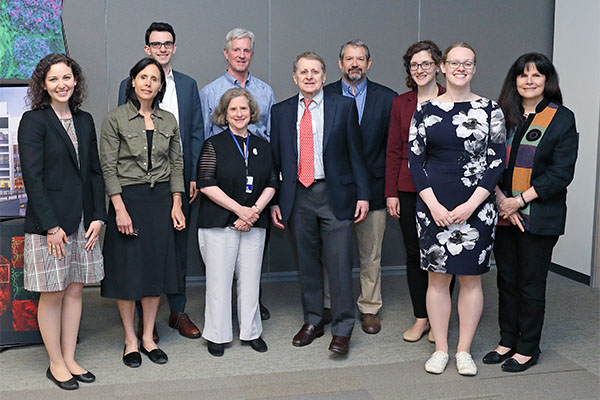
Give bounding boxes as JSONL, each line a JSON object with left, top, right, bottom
{"left": 196, "top": 130, "right": 277, "bottom": 228}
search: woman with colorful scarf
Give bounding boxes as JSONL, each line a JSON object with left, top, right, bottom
{"left": 483, "top": 53, "right": 578, "bottom": 372}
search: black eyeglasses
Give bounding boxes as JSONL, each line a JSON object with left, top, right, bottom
{"left": 149, "top": 41, "right": 174, "bottom": 49}
{"left": 410, "top": 61, "right": 435, "bottom": 71}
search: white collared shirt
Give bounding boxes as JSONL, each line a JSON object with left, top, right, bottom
{"left": 159, "top": 70, "right": 181, "bottom": 149}
{"left": 296, "top": 90, "right": 325, "bottom": 179}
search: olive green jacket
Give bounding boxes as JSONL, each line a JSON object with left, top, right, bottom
{"left": 100, "top": 101, "right": 185, "bottom": 196}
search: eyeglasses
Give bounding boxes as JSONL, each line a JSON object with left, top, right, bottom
{"left": 149, "top": 41, "right": 174, "bottom": 49}
{"left": 445, "top": 60, "right": 475, "bottom": 70}
{"left": 410, "top": 61, "right": 435, "bottom": 71}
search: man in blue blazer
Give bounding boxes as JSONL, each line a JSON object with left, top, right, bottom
{"left": 118, "top": 22, "right": 204, "bottom": 341}
{"left": 324, "top": 40, "right": 397, "bottom": 335}
{"left": 270, "top": 51, "right": 370, "bottom": 355}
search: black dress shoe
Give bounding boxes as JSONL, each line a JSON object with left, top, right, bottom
{"left": 207, "top": 340, "right": 225, "bottom": 357}
{"left": 140, "top": 346, "right": 168, "bottom": 364}
{"left": 46, "top": 367, "right": 79, "bottom": 390}
{"left": 292, "top": 323, "right": 325, "bottom": 347}
{"left": 260, "top": 302, "right": 271, "bottom": 320}
{"left": 122, "top": 347, "right": 142, "bottom": 368}
{"left": 242, "top": 337, "right": 268, "bottom": 352}
{"left": 72, "top": 371, "right": 96, "bottom": 383}
{"left": 482, "top": 349, "right": 515, "bottom": 364}
{"left": 501, "top": 352, "right": 540, "bottom": 372}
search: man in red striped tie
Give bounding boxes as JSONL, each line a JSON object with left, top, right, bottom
{"left": 270, "top": 51, "right": 370, "bottom": 355}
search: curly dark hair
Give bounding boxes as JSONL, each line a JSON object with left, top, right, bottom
{"left": 125, "top": 57, "right": 166, "bottom": 110}
{"left": 27, "top": 53, "right": 87, "bottom": 112}
{"left": 403, "top": 40, "right": 442, "bottom": 90}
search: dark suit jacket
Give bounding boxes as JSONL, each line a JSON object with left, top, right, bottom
{"left": 118, "top": 70, "right": 204, "bottom": 185}
{"left": 502, "top": 99, "right": 578, "bottom": 236}
{"left": 18, "top": 107, "right": 106, "bottom": 235}
{"left": 324, "top": 79, "right": 397, "bottom": 210}
{"left": 271, "top": 91, "right": 370, "bottom": 223}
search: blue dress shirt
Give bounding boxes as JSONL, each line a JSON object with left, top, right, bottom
{"left": 341, "top": 79, "right": 367, "bottom": 124}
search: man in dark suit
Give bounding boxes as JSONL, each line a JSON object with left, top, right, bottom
{"left": 118, "top": 22, "right": 204, "bottom": 341}
{"left": 270, "top": 51, "right": 370, "bottom": 355}
{"left": 324, "top": 40, "right": 397, "bottom": 335}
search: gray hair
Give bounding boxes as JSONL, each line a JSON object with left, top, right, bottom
{"left": 339, "top": 39, "right": 371, "bottom": 60}
{"left": 224, "top": 28, "right": 255, "bottom": 51}
{"left": 211, "top": 88, "right": 260, "bottom": 127}
{"left": 293, "top": 51, "right": 326, "bottom": 74}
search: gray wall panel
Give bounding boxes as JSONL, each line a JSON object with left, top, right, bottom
{"left": 421, "top": 0, "right": 555, "bottom": 100}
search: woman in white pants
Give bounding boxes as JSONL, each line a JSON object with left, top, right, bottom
{"left": 196, "top": 88, "right": 276, "bottom": 356}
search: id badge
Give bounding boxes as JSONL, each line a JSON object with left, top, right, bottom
{"left": 246, "top": 176, "right": 254, "bottom": 193}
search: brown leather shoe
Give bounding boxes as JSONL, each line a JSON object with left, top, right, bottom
{"left": 168, "top": 312, "right": 201, "bottom": 339}
{"left": 137, "top": 319, "right": 159, "bottom": 343}
{"left": 329, "top": 336, "right": 350, "bottom": 354}
{"left": 292, "top": 323, "right": 324, "bottom": 347}
{"left": 361, "top": 313, "right": 381, "bottom": 334}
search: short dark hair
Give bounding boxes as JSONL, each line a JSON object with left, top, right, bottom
{"left": 339, "top": 39, "right": 371, "bottom": 61}
{"left": 498, "top": 52, "right": 562, "bottom": 133}
{"left": 27, "top": 53, "right": 87, "bottom": 112}
{"left": 145, "top": 22, "right": 176, "bottom": 45}
{"left": 125, "top": 57, "right": 166, "bottom": 109}
{"left": 211, "top": 88, "right": 260, "bottom": 127}
{"left": 402, "top": 40, "right": 442, "bottom": 90}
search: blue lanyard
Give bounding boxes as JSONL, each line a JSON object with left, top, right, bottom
{"left": 229, "top": 129, "right": 249, "bottom": 171}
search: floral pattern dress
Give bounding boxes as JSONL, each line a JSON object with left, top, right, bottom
{"left": 408, "top": 98, "right": 506, "bottom": 275}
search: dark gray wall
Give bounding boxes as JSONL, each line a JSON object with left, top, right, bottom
{"left": 61, "top": 0, "right": 554, "bottom": 278}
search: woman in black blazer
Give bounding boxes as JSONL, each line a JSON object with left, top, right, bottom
{"left": 18, "top": 54, "right": 106, "bottom": 390}
{"left": 483, "top": 53, "right": 578, "bottom": 372}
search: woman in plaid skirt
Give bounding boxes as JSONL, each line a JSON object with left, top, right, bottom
{"left": 18, "top": 54, "right": 106, "bottom": 390}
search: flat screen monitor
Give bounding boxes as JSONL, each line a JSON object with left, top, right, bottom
{"left": 0, "top": 83, "right": 30, "bottom": 218}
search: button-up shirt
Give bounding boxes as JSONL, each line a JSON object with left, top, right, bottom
{"left": 200, "top": 71, "right": 275, "bottom": 141}
{"left": 296, "top": 90, "right": 325, "bottom": 179}
{"left": 341, "top": 78, "right": 367, "bottom": 124}
{"left": 159, "top": 70, "right": 181, "bottom": 150}
{"left": 100, "top": 101, "right": 185, "bottom": 196}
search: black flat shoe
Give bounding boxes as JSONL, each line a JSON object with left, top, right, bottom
{"left": 140, "top": 346, "right": 168, "bottom": 364}
{"left": 46, "top": 367, "right": 78, "bottom": 390}
{"left": 72, "top": 371, "right": 96, "bottom": 383}
{"left": 242, "top": 337, "right": 268, "bottom": 353}
{"left": 122, "top": 347, "right": 142, "bottom": 368}
{"left": 207, "top": 340, "right": 224, "bottom": 357}
{"left": 482, "top": 349, "right": 515, "bottom": 364}
{"left": 501, "top": 353, "right": 540, "bottom": 372}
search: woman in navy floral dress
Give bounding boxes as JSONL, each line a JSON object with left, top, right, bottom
{"left": 408, "top": 43, "right": 506, "bottom": 376}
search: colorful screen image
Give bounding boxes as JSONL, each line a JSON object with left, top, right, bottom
{"left": 0, "top": 84, "right": 29, "bottom": 217}
{"left": 0, "top": 0, "right": 66, "bottom": 80}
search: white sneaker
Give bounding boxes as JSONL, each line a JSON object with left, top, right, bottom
{"left": 425, "top": 351, "right": 449, "bottom": 374}
{"left": 456, "top": 352, "right": 477, "bottom": 376}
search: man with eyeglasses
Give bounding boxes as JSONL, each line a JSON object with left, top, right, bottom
{"left": 200, "top": 28, "right": 275, "bottom": 320}
{"left": 323, "top": 40, "right": 396, "bottom": 335}
{"left": 118, "top": 21, "right": 204, "bottom": 342}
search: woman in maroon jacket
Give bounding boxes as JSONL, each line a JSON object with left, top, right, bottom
{"left": 385, "top": 40, "right": 446, "bottom": 343}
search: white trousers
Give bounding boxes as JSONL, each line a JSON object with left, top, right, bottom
{"left": 198, "top": 227, "right": 265, "bottom": 343}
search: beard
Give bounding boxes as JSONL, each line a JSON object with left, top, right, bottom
{"left": 343, "top": 68, "right": 365, "bottom": 83}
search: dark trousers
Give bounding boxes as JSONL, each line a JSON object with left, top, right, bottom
{"left": 494, "top": 225, "right": 558, "bottom": 356}
{"left": 288, "top": 182, "right": 355, "bottom": 337}
{"left": 398, "top": 191, "right": 455, "bottom": 318}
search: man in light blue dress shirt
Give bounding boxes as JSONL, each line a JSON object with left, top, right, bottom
{"left": 199, "top": 28, "right": 275, "bottom": 141}
{"left": 199, "top": 28, "right": 275, "bottom": 320}
{"left": 324, "top": 39, "right": 397, "bottom": 335}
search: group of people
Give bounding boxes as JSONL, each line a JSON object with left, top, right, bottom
{"left": 17, "top": 21, "right": 578, "bottom": 391}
